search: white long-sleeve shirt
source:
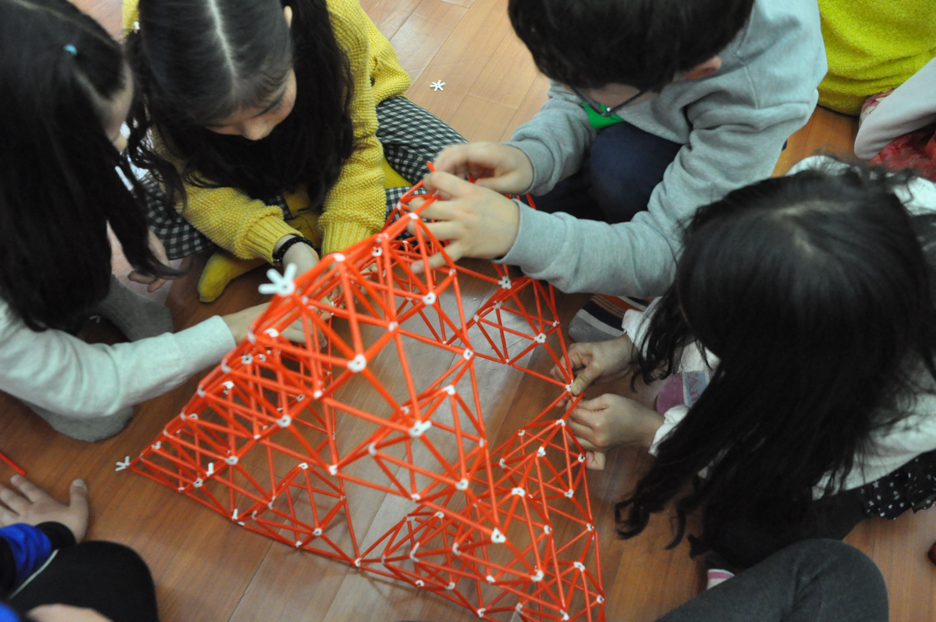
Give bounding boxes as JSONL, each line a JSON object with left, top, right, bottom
{"left": 0, "top": 301, "right": 234, "bottom": 418}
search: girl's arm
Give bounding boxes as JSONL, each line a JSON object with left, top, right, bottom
{"left": 317, "top": 0, "right": 402, "bottom": 255}
{"left": 0, "top": 301, "right": 234, "bottom": 419}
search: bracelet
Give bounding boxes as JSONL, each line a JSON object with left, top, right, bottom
{"left": 272, "top": 236, "right": 315, "bottom": 265}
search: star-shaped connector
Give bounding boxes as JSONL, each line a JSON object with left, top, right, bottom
{"left": 430, "top": 80, "right": 445, "bottom": 92}
{"left": 259, "top": 263, "right": 298, "bottom": 297}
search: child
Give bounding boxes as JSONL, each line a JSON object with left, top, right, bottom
{"left": 124, "top": 0, "right": 465, "bottom": 301}
{"left": 433, "top": 0, "right": 826, "bottom": 342}
{"left": 0, "top": 0, "right": 284, "bottom": 442}
{"left": 0, "top": 476, "right": 158, "bottom": 622}
{"left": 410, "top": 158, "right": 936, "bottom": 571}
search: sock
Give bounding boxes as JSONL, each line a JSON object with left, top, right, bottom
{"left": 25, "top": 401, "right": 135, "bottom": 442}
{"left": 706, "top": 568, "right": 735, "bottom": 590}
{"left": 93, "top": 275, "right": 174, "bottom": 341}
{"left": 567, "top": 294, "right": 649, "bottom": 343}
{"left": 197, "top": 251, "right": 265, "bottom": 303}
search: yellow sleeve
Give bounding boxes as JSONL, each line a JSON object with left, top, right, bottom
{"left": 152, "top": 135, "right": 299, "bottom": 263}
{"left": 121, "top": 0, "right": 139, "bottom": 36}
{"left": 318, "top": 0, "right": 394, "bottom": 255}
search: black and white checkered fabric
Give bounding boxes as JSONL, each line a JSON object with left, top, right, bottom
{"left": 376, "top": 96, "right": 466, "bottom": 185}
{"left": 141, "top": 171, "right": 218, "bottom": 260}
{"left": 143, "top": 96, "right": 465, "bottom": 259}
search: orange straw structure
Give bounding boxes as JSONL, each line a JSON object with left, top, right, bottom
{"left": 126, "top": 182, "right": 605, "bottom": 622}
{"left": 0, "top": 450, "right": 25, "bottom": 476}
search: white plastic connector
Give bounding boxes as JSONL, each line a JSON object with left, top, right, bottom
{"left": 347, "top": 354, "right": 367, "bottom": 373}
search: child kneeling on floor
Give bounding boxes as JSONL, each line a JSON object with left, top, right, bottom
{"left": 433, "top": 0, "right": 826, "bottom": 342}
{"left": 408, "top": 157, "right": 936, "bottom": 576}
{"left": 0, "top": 0, "right": 288, "bottom": 442}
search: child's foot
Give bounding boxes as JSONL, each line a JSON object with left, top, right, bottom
{"left": 705, "top": 552, "right": 736, "bottom": 589}
{"left": 568, "top": 294, "right": 649, "bottom": 343}
{"left": 198, "top": 251, "right": 266, "bottom": 303}
{"left": 93, "top": 275, "right": 174, "bottom": 341}
{"left": 706, "top": 568, "right": 735, "bottom": 589}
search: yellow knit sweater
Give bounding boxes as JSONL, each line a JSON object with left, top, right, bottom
{"left": 818, "top": 0, "right": 936, "bottom": 116}
{"left": 123, "top": 0, "right": 411, "bottom": 260}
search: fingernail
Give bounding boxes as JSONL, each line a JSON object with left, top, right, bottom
{"left": 73, "top": 479, "right": 87, "bottom": 488}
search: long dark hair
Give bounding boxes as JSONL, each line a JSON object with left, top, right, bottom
{"left": 0, "top": 0, "right": 172, "bottom": 331}
{"left": 616, "top": 163, "right": 936, "bottom": 553}
{"left": 126, "top": 0, "right": 355, "bottom": 209}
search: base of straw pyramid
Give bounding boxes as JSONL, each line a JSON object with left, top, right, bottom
{"left": 125, "top": 183, "right": 605, "bottom": 622}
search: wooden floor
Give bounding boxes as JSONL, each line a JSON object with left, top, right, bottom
{"left": 3, "top": 1, "right": 934, "bottom": 620}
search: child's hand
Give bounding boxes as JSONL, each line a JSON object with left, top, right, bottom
{"left": 568, "top": 394, "right": 664, "bottom": 469}
{"left": 0, "top": 476, "right": 89, "bottom": 542}
{"left": 29, "top": 605, "right": 113, "bottom": 622}
{"left": 222, "top": 303, "right": 322, "bottom": 345}
{"left": 407, "top": 172, "right": 520, "bottom": 274}
{"left": 551, "top": 335, "right": 636, "bottom": 407}
{"left": 433, "top": 143, "right": 534, "bottom": 195}
{"left": 279, "top": 236, "right": 320, "bottom": 276}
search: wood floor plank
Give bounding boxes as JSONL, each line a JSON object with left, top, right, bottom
{"left": 500, "top": 73, "right": 550, "bottom": 142}
{"left": 405, "top": 0, "right": 514, "bottom": 122}
{"left": 388, "top": 0, "right": 468, "bottom": 85}
{"left": 467, "top": 28, "right": 539, "bottom": 110}
{"left": 773, "top": 106, "right": 859, "bottom": 175}
{"left": 447, "top": 95, "right": 518, "bottom": 142}
{"left": 361, "top": 0, "right": 423, "bottom": 40}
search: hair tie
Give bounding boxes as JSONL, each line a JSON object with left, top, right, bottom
{"left": 63, "top": 44, "right": 77, "bottom": 56}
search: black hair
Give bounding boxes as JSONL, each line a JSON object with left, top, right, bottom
{"left": 0, "top": 0, "right": 174, "bottom": 331}
{"left": 508, "top": 0, "right": 755, "bottom": 90}
{"left": 615, "top": 163, "right": 936, "bottom": 554}
{"left": 126, "top": 0, "right": 355, "bottom": 210}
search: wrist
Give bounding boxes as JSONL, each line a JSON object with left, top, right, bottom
{"left": 637, "top": 407, "right": 665, "bottom": 450}
{"left": 273, "top": 235, "right": 317, "bottom": 266}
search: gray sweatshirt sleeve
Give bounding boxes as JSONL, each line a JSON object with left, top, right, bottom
{"left": 499, "top": 96, "right": 816, "bottom": 297}
{"left": 506, "top": 82, "right": 599, "bottom": 194}
{"left": 498, "top": 202, "right": 678, "bottom": 296}
{"left": 0, "top": 304, "right": 235, "bottom": 418}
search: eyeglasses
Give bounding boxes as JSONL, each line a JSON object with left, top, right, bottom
{"left": 571, "top": 86, "right": 649, "bottom": 117}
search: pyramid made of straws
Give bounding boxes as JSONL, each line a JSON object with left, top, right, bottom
{"left": 125, "top": 182, "right": 606, "bottom": 622}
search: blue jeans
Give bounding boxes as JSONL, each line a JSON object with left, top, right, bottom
{"left": 534, "top": 121, "right": 683, "bottom": 223}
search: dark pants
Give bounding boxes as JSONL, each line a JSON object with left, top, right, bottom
{"left": 707, "top": 490, "right": 868, "bottom": 571}
{"left": 658, "top": 540, "right": 888, "bottom": 622}
{"left": 8, "top": 542, "right": 159, "bottom": 622}
{"left": 535, "top": 121, "right": 682, "bottom": 223}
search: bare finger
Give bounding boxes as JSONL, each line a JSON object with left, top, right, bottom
{"left": 0, "top": 485, "right": 28, "bottom": 514}
{"left": 410, "top": 243, "right": 463, "bottom": 275}
{"left": 422, "top": 171, "right": 478, "bottom": 199}
{"left": 12, "top": 476, "right": 50, "bottom": 504}
{"left": 0, "top": 506, "right": 19, "bottom": 526}
{"left": 586, "top": 451, "right": 607, "bottom": 471}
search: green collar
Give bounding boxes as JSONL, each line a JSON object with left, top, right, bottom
{"left": 582, "top": 100, "right": 624, "bottom": 129}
